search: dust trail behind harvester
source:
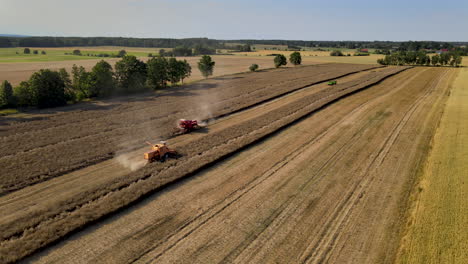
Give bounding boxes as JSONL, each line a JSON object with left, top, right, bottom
{"left": 114, "top": 152, "right": 146, "bottom": 171}
{"left": 112, "top": 96, "right": 164, "bottom": 171}
{"left": 192, "top": 88, "right": 220, "bottom": 126}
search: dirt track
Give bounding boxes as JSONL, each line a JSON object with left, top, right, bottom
{"left": 18, "top": 67, "right": 455, "bottom": 263}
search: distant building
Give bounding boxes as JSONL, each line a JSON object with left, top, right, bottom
{"left": 360, "top": 48, "right": 369, "bottom": 53}
{"left": 436, "top": 49, "right": 449, "bottom": 54}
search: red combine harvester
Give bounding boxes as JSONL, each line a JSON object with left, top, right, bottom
{"left": 177, "top": 119, "right": 201, "bottom": 134}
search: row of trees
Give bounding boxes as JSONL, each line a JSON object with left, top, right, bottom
{"left": 227, "top": 40, "right": 463, "bottom": 51}
{"left": 232, "top": 44, "right": 252, "bottom": 52}
{"left": 274, "top": 52, "right": 302, "bottom": 68}
{"left": 22, "top": 48, "right": 46, "bottom": 55}
{"left": 377, "top": 51, "right": 463, "bottom": 67}
{"left": 2, "top": 36, "right": 465, "bottom": 52}
{"left": 158, "top": 45, "right": 216, "bottom": 57}
{"left": 1, "top": 55, "right": 218, "bottom": 109}
{"left": 0, "top": 37, "right": 222, "bottom": 49}
{"left": 330, "top": 50, "right": 345, "bottom": 56}
{"left": 66, "top": 49, "right": 127, "bottom": 58}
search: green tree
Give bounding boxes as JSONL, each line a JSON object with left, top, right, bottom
{"left": 71, "top": 65, "right": 95, "bottom": 99}
{"left": 194, "top": 45, "right": 216, "bottom": 55}
{"left": 14, "top": 81, "right": 34, "bottom": 107}
{"left": 330, "top": 50, "right": 344, "bottom": 56}
{"left": 159, "top": 49, "right": 166, "bottom": 56}
{"left": 289, "top": 52, "right": 302, "bottom": 65}
{"left": 173, "top": 46, "right": 193, "bottom": 56}
{"left": 377, "top": 58, "right": 386, "bottom": 65}
{"left": 454, "top": 54, "right": 463, "bottom": 67}
{"left": 440, "top": 53, "right": 450, "bottom": 66}
{"left": 167, "top": 57, "right": 180, "bottom": 84}
{"left": 405, "top": 51, "right": 417, "bottom": 65}
{"left": 91, "top": 60, "right": 115, "bottom": 97}
{"left": 114, "top": 55, "right": 147, "bottom": 93}
{"left": 237, "top": 44, "right": 251, "bottom": 52}
{"left": 23, "top": 48, "right": 30, "bottom": 54}
{"left": 179, "top": 60, "right": 192, "bottom": 83}
{"left": 33, "top": 50, "right": 38, "bottom": 55}
{"left": 41, "top": 50, "right": 46, "bottom": 55}
{"left": 431, "top": 55, "right": 440, "bottom": 66}
{"left": 249, "top": 64, "right": 259, "bottom": 72}
{"left": 416, "top": 51, "right": 427, "bottom": 65}
{"left": 274, "top": 54, "right": 287, "bottom": 68}
{"left": 73, "top": 49, "right": 81, "bottom": 56}
{"left": 117, "top": 50, "right": 127, "bottom": 58}
{"left": 58, "top": 68, "right": 75, "bottom": 101}
{"left": 198, "top": 55, "right": 215, "bottom": 78}
{"left": 147, "top": 56, "right": 169, "bottom": 89}
{"left": 28, "top": 69, "right": 67, "bottom": 108}
{"left": 170, "top": 59, "right": 192, "bottom": 84}
{"left": 0, "top": 80, "right": 14, "bottom": 108}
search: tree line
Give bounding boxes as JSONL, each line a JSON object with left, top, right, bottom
{"left": 1, "top": 51, "right": 307, "bottom": 109}
{"left": 2, "top": 36, "right": 467, "bottom": 52}
{"left": 225, "top": 40, "right": 465, "bottom": 51}
{"left": 0, "top": 37, "right": 222, "bottom": 49}
{"left": 158, "top": 45, "right": 216, "bottom": 57}
{"left": 377, "top": 51, "right": 463, "bottom": 67}
{"left": 273, "top": 52, "right": 302, "bottom": 68}
{"left": 0, "top": 55, "right": 217, "bottom": 109}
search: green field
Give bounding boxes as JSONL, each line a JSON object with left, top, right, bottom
{"left": 0, "top": 48, "right": 155, "bottom": 63}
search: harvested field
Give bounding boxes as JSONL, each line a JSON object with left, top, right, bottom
{"left": 0, "top": 63, "right": 381, "bottom": 194}
{"left": 0, "top": 55, "right": 318, "bottom": 86}
{"left": 0, "top": 65, "right": 405, "bottom": 263}
{"left": 15, "top": 66, "right": 455, "bottom": 264}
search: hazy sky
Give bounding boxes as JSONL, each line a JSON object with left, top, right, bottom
{"left": 1, "top": 0, "right": 467, "bottom": 41}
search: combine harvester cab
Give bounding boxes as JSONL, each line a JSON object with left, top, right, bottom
{"left": 144, "top": 141, "right": 178, "bottom": 163}
{"left": 328, "top": 80, "right": 338, "bottom": 86}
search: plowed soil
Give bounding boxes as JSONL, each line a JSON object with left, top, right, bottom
{"left": 16, "top": 66, "right": 455, "bottom": 264}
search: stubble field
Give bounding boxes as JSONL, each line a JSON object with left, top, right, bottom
{"left": 0, "top": 62, "right": 461, "bottom": 263}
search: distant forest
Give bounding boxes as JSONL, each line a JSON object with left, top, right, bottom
{"left": 0, "top": 37, "right": 222, "bottom": 49}
{"left": 0, "top": 36, "right": 468, "bottom": 54}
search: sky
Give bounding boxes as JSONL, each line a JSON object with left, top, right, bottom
{"left": 1, "top": 0, "right": 467, "bottom": 41}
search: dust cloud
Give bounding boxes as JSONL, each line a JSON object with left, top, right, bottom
{"left": 114, "top": 152, "right": 146, "bottom": 171}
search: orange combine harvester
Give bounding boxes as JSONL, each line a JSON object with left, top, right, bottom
{"left": 144, "top": 141, "right": 178, "bottom": 163}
